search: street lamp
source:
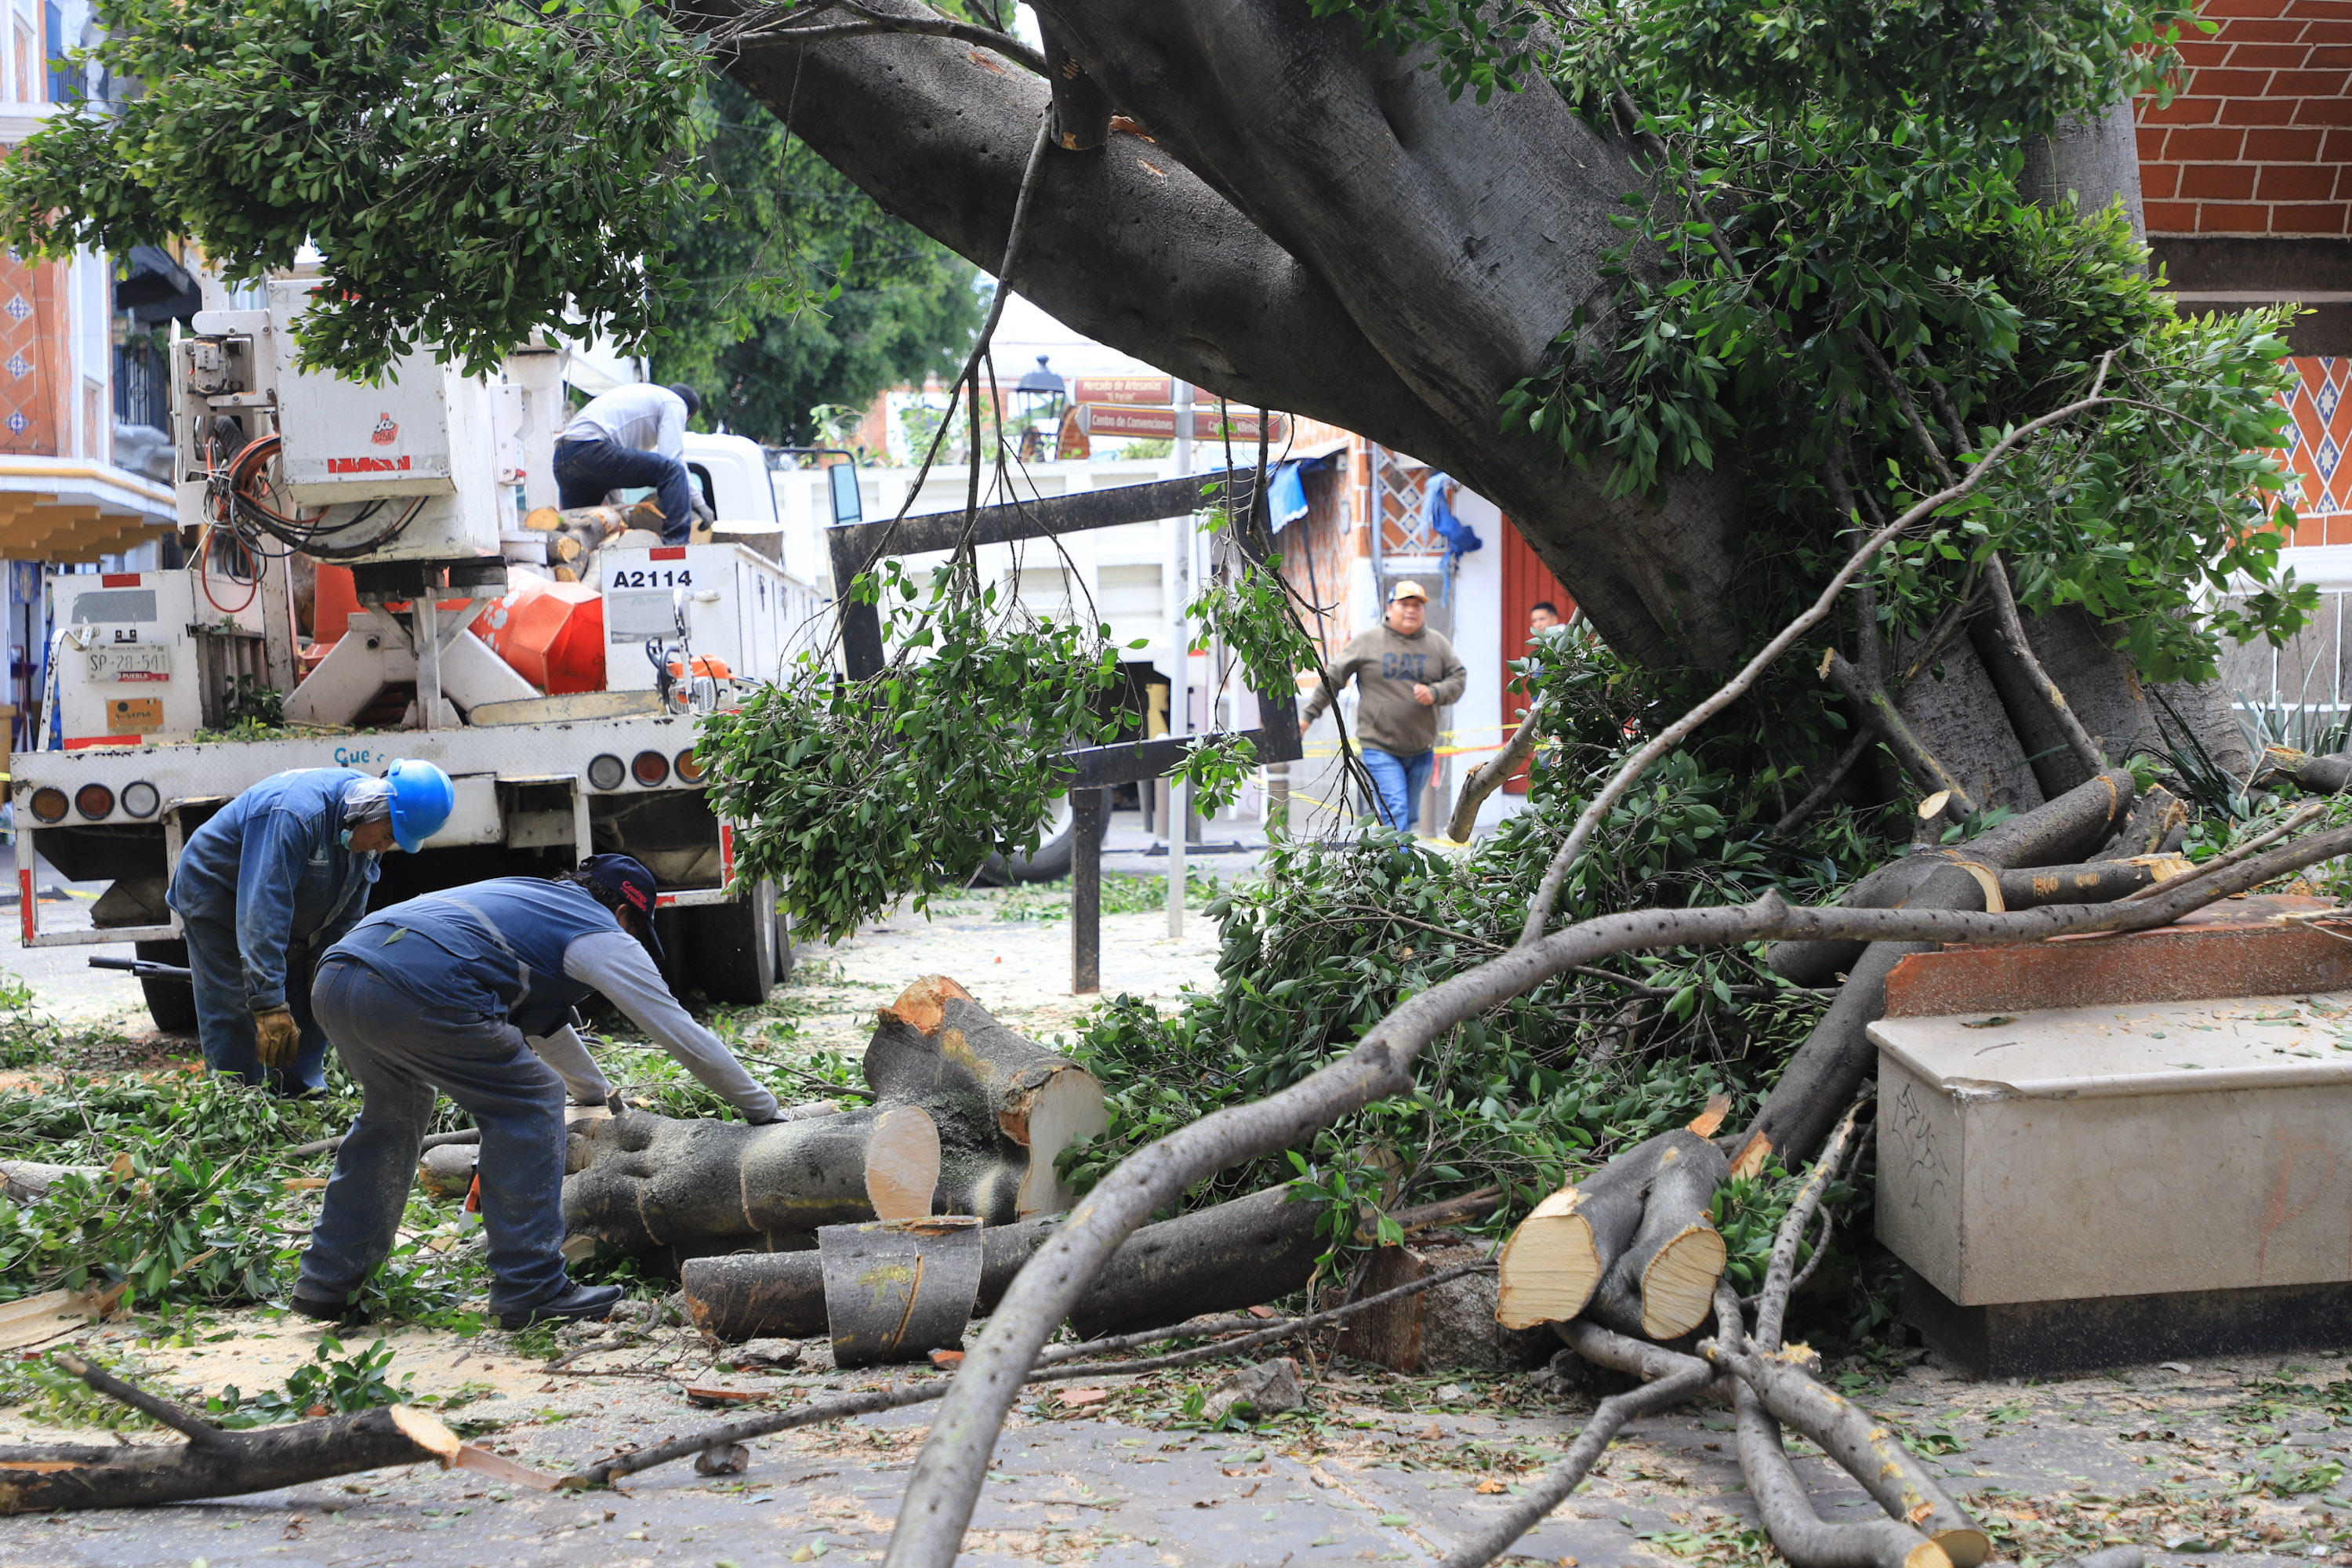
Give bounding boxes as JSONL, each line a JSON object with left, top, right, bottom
{"left": 1013, "top": 355, "right": 1066, "bottom": 461}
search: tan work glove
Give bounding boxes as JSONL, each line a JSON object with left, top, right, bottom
{"left": 253, "top": 1008, "right": 300, "bottom": 1069}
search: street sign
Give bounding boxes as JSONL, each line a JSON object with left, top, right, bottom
{"left": 1073, "top": 405, "right": 1289, "bottom": 443}
{"left": 1068, "top": 375, "right": 1207, "bottom": 406}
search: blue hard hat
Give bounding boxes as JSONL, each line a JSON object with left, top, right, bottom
{"left": 386, "top": 759, "right": 456, "bottom": 853}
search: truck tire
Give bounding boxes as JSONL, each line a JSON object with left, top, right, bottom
{"left": 687, "top": 877, "right": 780, "bottom": 1005}
{"left": 970, "top": 797, "right": 1110, "bottom": 887}
{"left": 133, "top": 939, "right": 198, "bottom": 1034}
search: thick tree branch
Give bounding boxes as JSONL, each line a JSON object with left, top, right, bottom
{"left": 690, "top": 1, "right": 1476, "bottom": 475}
{"left": 1823, "top": 649, "right": 1976, "bottom": 818}
{"left": 1981, "top": 552, "right": 2104, "bottom": 776}
{"left": 1023, "top": 0, "right": 1748, "bottom": 671}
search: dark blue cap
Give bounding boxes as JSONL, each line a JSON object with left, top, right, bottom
{"left": 579, "top": 854, "right": 663, "bottom": 963}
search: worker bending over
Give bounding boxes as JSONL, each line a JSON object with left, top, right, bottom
{"left": 292, "top": 856, "right": 779, "bottom": 1328}
{"left": 553, "top": 381, "right": 706, "bottom": 545}
{"left": 165, "top": 762, "right": 455, "bottom": 1093}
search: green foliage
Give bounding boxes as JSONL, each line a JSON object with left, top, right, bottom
{"left": 1055, "top": 668, "right": 1885, "bottom": 1235}
{"left": 0, "top": 0, "right": 706, "bottom": 379}
{"left": 698, "top": 560, "right": 1128, "bottom": 945}
{"left": 656, "top": 76, "right": 983, "bottom": 447}
{"left": 0, "top": 1152, "right": 299, "bottom": 1310}
{"left": 205, "top": 1334, "right": 412, "bottom": 1426}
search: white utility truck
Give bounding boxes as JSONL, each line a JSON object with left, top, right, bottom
{"left": 13, "top": 281, "right": 818, "bottom": 1026}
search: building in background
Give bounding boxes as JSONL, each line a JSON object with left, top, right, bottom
{"left": 0, "top": 0, "right": 185, "bottom": 753}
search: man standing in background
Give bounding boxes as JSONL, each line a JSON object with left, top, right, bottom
{"left": 1298, "top": 581, "right": 1468, "bottom": 833}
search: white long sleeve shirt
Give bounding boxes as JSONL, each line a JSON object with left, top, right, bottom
{"left": 560, "top": 383, "right": 688, "bottom": 461}
{"left": 524, "top": 931, "right": 778, "bottom": 1123}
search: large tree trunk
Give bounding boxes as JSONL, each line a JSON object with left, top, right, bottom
{"left": 691, "top": 0, "right": 2234, "bottom": 794}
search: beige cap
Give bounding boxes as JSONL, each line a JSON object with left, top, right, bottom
{"left": 1388, "top": 579, "right": 1428, "bottom": 603}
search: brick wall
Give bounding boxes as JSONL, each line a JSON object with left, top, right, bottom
{"left": 2136, "top": 0, "right": 2351, "bottom": 237}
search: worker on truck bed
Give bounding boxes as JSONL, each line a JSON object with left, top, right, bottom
{"left": 553, "top": 381, "right": 705, "bottom": 546}
{"left": 290, "top": 855, "right": 780, "bottom": 1329}
{"left": 1298, "top": 579, "right": 1469, "bottom": 835}
{"left": 165, "top": 762, "right": 456, "bottom": 1094}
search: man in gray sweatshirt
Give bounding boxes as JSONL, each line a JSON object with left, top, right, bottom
{"left": 1298, "top": 580, "right": 1470, "bottom": 833}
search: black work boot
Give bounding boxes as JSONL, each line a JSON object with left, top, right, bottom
{"left": 499, "top": 1281, "right": 623, "bottom": 1330}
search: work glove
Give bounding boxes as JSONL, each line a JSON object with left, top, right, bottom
{"left": 253, "top": 1007, "right": 300, "bottom": 1070}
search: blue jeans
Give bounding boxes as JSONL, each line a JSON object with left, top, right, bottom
{"left": 1361, "top": 746, "right": 1433, "bottom": 833}
{"left": 296, "top": 959, "right": 572, "bottom": 1316}
{"left": 554, "top": 438, "right": 695, "bottom": 545}
{"left": 183, "top": 914, "right": 330, "bottom": 1092}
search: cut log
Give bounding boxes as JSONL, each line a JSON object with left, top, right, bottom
{"left": 1995, "top": 855, "right": 2191, "bottom": 907}
{"left": 417, "top": 1143, "right": 478, "bottom": 1200}
{"left": 862, "top": 976, "right": 1109, "bottom": 1219}
{"left": 685, "top": 1211, "right": 1054, "bottom": 1342}
{"left": 1584, "top": 1131, "right": 1730, "bottom": 1341}
{"left": 0, "top": 1160, "right": 101, "bottom": 1203}
{"left": 562, "top": 978, "right": 1098, "bottom": 1254}
{"left": 1332, "top": 1235, "right": 1548, "bottom": 1373}
{"left": 562, "top": 1105, "right": 947, "bottom": 1250}
{"left": 1766, "top": 769, "right": 2136, "bottom": 986}
{"left": 1496, "top": 1128, "right": 1726, "bottom": 1336}
{"left": 681, "top": 1181, "right": 1323, "bottom": 1343}
{"left": 820, "top": 1216, "right": 985, "bottom": 1367}
{"left": 2267, "top": 747, "right": 2352, "bottom": 796}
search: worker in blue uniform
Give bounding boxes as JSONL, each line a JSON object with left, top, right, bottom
{"left": 292, "top": 855, "right": 779, "bottom": 1329}
{"left": 165, "top": 761, "right": 456, "bottom": 1093}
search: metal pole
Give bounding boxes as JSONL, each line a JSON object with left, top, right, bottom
{"left": 1168, "top": 383, "right": 1192, "bottom": 938}
{"left": 413, "top": 594, "right": 442, "bottom": 731}
{"left": 1071, "top": 787, "right": 1102, "bottom": 995}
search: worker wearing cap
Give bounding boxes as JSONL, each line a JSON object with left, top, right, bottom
{"left": 1299, "top": 580, "right": 1469, "bottom": 834}
{"left": 553, "top": 382, "right": 707, "bottom": 546}
{"left": 165, "top": 761, "right": 456, "bottom": 1094}
{"left": 292, "top": 855, "right": 779, "bottom": 1329}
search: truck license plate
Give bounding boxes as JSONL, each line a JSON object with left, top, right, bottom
{"left": 87, "top": 645, "right": 170, "bottom": 682}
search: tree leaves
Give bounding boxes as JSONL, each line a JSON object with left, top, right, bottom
{"left": 0, "top": 0, "right": 705, "bottom": 379}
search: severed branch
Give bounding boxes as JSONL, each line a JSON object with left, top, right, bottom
{"left": 0, "top": 1353, "right": 495, "bottom": 1513}
{"left": 1516, "top": 358, "right": 2118, "bottom": 948}
{"left": 1821, "top": 649, "right": 1976, "bottom": 818}
{"left": 1435, "top": 1321, "right": 1719, "bottom": 1568}
{"left": 1449, "top": 694, "right": 1548, "bottom": 841}
{"left": 1980, "top": 553, "right": 2103, "bottom": 777}
{"left": 569, "top": 1260, "right": 1496, "bottom": 1489}
{"left": 1751, "top": 1092, "right": 1869, "bottom": 1352}
{"left": 2119, "top": 799, "right": 2327, "bottom": 902}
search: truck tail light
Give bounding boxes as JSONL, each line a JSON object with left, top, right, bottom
{"left": 121, "top": 782, "right": 159, "bottom": 818}
{"left": 631, "top": 751, "right": 670, "bottom": 787}
{"left": 586, "top": 753, "right": 625, "bottom": 791}
{"left": 74, "top": 784, "right": 114, "bottom": 820}
{"left": 27, "top": 788, "right": 66, "bottom": 823}
{"left": 674, "top": 749, "right": 704, "bottom": 783}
